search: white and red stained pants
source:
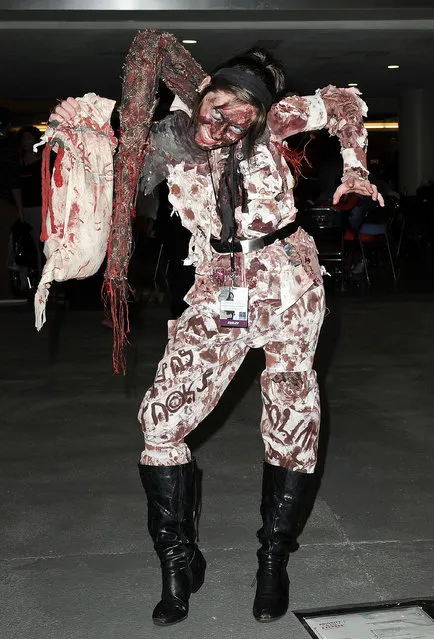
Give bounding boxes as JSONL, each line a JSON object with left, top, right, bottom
{"left": 138, "top": 284, "right": 325, "bottom": 473}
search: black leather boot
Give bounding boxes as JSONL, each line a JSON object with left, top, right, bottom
{"left": 253, "top": 462, "right": 310, "bottom": 623}
{"left": 138, "top": 460, "right": 206, "bottom": 626}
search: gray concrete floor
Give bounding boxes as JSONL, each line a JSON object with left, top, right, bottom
{"left": 1, "top": 288, "right": 433, "bottom": 639}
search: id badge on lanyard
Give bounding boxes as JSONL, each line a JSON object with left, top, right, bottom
{"left": 219, "top": 285, "right": 249, "bottom": 327}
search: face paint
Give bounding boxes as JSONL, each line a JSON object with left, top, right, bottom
{"left": 194, "top": 89, "right": 258, "bottom": 150}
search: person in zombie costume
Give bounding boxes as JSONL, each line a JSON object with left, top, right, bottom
{"left": 52, "top": 30, "right": 382, "bottom": 627}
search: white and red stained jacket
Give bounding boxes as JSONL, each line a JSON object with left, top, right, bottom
{"left": 35, "top": 93, "right": 117, "bottom": 330}
{"left": 142, "top": 87, "right": 369, "bottom": 316}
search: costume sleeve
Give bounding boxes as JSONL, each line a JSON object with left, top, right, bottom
{"left": 267, "top": 92, "right": 329, "bottom": 139}
{"left": 319, "top": 85, "right": 369, "bottom": 183}
{"left": 158, "top": 31, "right": 206, "bottom": 107}
{"left": 268, "top": 86, "right": 369, "bottom": 184}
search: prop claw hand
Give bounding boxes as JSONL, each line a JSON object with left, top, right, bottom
{"left": 333, "top": 177, "right": 385, "bottom": 207}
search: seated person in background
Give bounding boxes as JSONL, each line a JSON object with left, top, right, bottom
{"left": 347, "top": 171, "right": 397, "bottom": 231}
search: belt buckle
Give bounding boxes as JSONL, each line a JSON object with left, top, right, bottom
{"left": 240, "top": 237, "right": 265, "bottom": 253}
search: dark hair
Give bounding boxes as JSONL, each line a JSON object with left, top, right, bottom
{"left": 191, "top": 48, "right": 286, "bottom": 157}
{"left": 16, "top": 125, "right": 42, "bottom": 144}
{"left": 16, "top": 126, "right": 43, "bottom": 158}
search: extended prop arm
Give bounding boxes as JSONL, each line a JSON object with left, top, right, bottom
{"left": 104, "top": 29, "right": 205, "bottom": 374}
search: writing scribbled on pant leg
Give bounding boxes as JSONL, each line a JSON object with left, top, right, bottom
{"left": 260, "top": 370, "right": 321, "bottom": 472}
{"left": 139, "top": 284, "right": 325, "bottom": 469}
{"left": 259, "top": 285, "right": 325, "bottom": 472}
{"left": 138, "top": 307, "right": 248, "bottom": 465}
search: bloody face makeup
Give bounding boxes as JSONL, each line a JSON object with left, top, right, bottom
{"left": 194, "top": 89, "right": 258, "bottom": 150}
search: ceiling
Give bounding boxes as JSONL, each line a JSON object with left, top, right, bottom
{"left": 2, "top": 16, "right": 434, "bottom": 119}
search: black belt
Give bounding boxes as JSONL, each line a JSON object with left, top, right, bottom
{"left": 210, "top": 221, "right": 298, "bottom": 254}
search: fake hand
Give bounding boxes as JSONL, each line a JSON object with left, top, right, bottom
{"left": 333, "top": 177, "right": 385, "bottom": 207}
{"left": 49, "top": 97, "right": 80, "bottom": 124}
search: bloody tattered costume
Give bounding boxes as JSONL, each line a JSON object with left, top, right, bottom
{"left": 129, "top": 41, "right": 369, "bottom": 472}
{"left": 122, "top": 32, "right": 371, "bottom": 625}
